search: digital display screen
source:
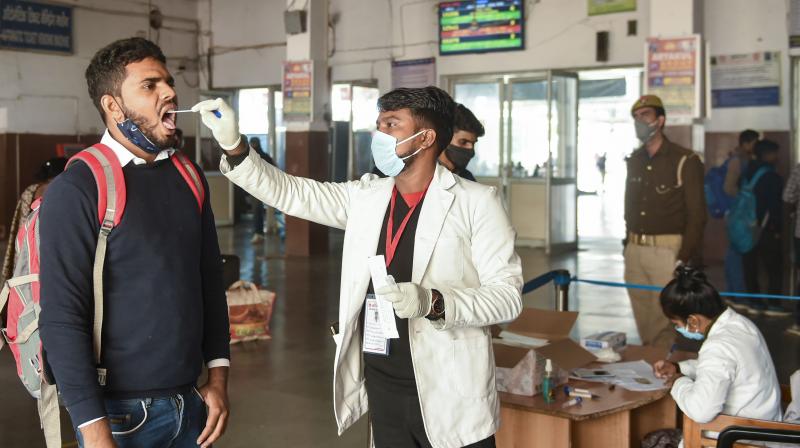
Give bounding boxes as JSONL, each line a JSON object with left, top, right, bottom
{"left": 439, "top": 1, "right": 524, "bottom": 56}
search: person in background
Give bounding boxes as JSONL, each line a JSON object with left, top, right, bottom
{"left": 436, "top": 103, "right": 484, "bottom": 182}
{"left": 374, "top": 103, "right": 485, "bottom": 182}
{"left": 596, "top": 152, "right": 607, "bottom": 193}
{"left": 653, "top": 267, "right": 782, "bottom": 448}
{"left": 782, "top": 161, "right": 800, "bottom": 336}
{"left": 741, "top": 139, "right": 790, "bottom": 317}
{"left": 1, "top": 157, "right": 67, "bottom": 284}
{"left": 248, "top": 136, "right": 275, "bottom": 243}
{"left": 722, "top": 130, "right": 759, "bottom": 307}
{"left": 624, "top": 94, "right": 707, "bottom": 348}
{"left": 723, "top": 129, "right": 759, "bottom": 197}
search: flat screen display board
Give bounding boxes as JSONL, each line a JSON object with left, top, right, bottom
{"left": 439, "top": 1, "right": 524, "bottom": 56}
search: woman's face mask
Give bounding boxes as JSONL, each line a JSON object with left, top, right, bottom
{"left": 675, "top": 325, "right": 704, "bottom": 341}
{"left": 675, "top": 316, "right": 705, "bottom": 341}
{"left": 371, "top": 130, "right": 427, "bottom": 177}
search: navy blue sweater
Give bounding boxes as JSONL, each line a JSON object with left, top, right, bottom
{"left": 39, "top": 156, "right": 230, "bottom": 427}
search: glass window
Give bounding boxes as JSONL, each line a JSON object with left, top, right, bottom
{"left": 454, "top": 82, "right": 501, "bottom": 177}
{"left": 238, "top": 88, "right": 270, "bottom": 135}
{"left": 274, "top": 91, "right": 286, "bottom": 170}
{"left": 550, "top": 76, "right": 578, "bottom": 179}
{"left": 352, "top": 86, "right": 379, "bottom": 177}
{"left": 331, "top": 84, "right": 352, "bottom": 122}
{"left": 509, "top": 80, "right": 549, "bottom": 178}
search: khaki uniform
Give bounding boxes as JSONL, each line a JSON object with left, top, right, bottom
{"left": 624, "top": 137, "right": 707, "bottom": 347}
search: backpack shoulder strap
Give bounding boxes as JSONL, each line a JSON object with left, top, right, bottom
{"left": 67, "top": 144, "right": 127, "bottom": 227}
{"left": 65, "top": 143, "right": 126, "bottom": 380}
{"left": 747, "top": 166, "right": 771, "bottom": 190}
{"left": 170, "top": 152, "right": 205, "bottom": 212}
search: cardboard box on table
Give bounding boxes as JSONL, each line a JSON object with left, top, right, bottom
{"left": 494, "top": 308, "right": 597, "bottom": 396}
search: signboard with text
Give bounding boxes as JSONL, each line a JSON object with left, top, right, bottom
{"left": 588, "top": 0, "right": 636, "bottom": 16}
{"left": 0, "top": 0, "right": 72, "bottom": 54}
{"left": 392, "top": 58, "right": 436, "bottom": 89}
{"left": 282, "top": 60, "right": 313, "bottom": 122}
{"left": 711, "top": 52, "right": 781, "bottom": 108}
{"left": 645, "top": 35, "right": 701, "bottom": 123}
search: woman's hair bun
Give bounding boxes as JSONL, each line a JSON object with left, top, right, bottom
{"left": 674, "top": 265, "right": 706, "bottom": 290}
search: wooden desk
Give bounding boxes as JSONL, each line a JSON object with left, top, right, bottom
{"left": 497, "top": 345, "right": 693, "bottom": 448}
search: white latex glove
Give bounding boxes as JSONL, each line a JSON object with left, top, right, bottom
{"left": 376, "top": 281, "right": 433, "bottom": 319}
{"left": 191, "top": 98, "right": 241, "bottom": 150}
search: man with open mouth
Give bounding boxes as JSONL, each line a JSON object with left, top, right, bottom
{"left": 38, "top": 37, "right": 230, "bottom": 448}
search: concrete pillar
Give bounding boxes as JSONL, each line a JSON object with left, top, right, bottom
{"left": 284, "top": 0, "right": 330, "bottom": 256}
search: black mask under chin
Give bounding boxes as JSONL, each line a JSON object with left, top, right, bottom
{"left": 444, "top": 145, "right": 475, "bottom": 171}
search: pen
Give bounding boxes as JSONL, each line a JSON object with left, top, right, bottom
{"left": 561, "top": 397, "right": 583, "bottom": 408}
{"left": 564, "top": 386, "right": 595, "bottom": 399}
{"left": 665, "top": 343, "right": 677, "bottom": 362}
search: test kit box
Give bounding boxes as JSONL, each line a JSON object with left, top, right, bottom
{"left": 580, "top": 331, "right": 627, "bottom": 351}
{"left": 493, "top": 308, "right": 597, "bottom": 396}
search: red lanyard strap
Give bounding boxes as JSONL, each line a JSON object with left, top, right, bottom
{"left": 385, "top": 186, "right": 428, "bottom": 267}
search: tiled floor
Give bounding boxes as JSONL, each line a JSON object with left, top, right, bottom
{"left": 1, "top": 216, "right": 798, "bottom": 447}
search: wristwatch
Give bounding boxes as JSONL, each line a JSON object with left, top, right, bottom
{"left": 426, "top": 289, "right": 445, "bottom": 321}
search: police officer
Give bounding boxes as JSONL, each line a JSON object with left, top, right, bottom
{"left": 624, "top": 95, "right": 707, "bottom": 348}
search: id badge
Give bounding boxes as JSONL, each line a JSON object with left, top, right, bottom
{"left": 363, "top": 294, "right": 390, "bottom": 356}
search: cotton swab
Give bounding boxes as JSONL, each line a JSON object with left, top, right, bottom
{"left": 168, "top": 109, "right": 222, "bottom": 118}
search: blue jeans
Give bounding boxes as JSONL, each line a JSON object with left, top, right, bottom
{"left": 725, "top": 246, "right": 746, "bottom": 294}
{"left": 253, "top": 201, "right": 265, "bottom": 235}
{"left": 77, "top": 388, "right": 208, "bottom": 448}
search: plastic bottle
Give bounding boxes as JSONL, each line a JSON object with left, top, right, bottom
{"left": 542, "top": 359, "right": 555, "bottom": 404}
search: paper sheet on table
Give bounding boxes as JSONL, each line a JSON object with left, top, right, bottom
{"left": 570, "top": 360, "right": 668, "bottom": 392}
{"left": 497, "top": 330, "right": 549, "bottom": 348}
{"left": 367, "top": 255, "right": 400, "bottom": 339}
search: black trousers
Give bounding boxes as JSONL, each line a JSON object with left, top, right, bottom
{"left": 367, "top": 379, "right": 496, "bottom": 448}
{"left": 743, "top": 231, "right": 782, "bottom": 307}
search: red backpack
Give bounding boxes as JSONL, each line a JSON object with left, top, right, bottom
{"left": 0, "top": 144, "right": 205, "bottom": 447}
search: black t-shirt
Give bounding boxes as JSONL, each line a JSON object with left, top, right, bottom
{"left": 362, "top": 191, "right": 425, "bottom": 395}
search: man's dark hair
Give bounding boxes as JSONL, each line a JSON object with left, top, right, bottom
{"left": 754, "top": 138, "right": 779, "bottom": 160}
{"left": 85, "top": 37, "right": 166, "bottom": 120}
{"left": 454, "top": 103, "right": 485, "bottom": 138}
{"left": 377, "top": 87, "right": 456, "bottom": 153}
{"left": 35, "top": 157, "right": 68, "bottom": 182}
{"left": 739, "top": 129, "right": 759, "bottom": 145}
{"left": 660, "top": 267, "right": 725, "bottom": 321}
{"left": 654, "top": 106, "right": 666, "bottom": 118}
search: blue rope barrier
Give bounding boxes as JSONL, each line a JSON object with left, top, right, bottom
{"left": 521, "top": 270, "right": 561, "bottom": 295}
{"left": 570, "top": 277, "right": 800, "bottom": 301}
{"left": 520, "top": 270, "right": 800, "bottom": 301}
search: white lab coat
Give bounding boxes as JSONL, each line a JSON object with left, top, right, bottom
{"left": 673, "top": 308, "right": 782, "bottom": 425}
{"left": 220, "top": 150, "right": 523, "bottom": 448}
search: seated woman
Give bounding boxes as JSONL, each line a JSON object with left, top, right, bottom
{"left": 654, "top": 266, "right": 782, "bottom": 427}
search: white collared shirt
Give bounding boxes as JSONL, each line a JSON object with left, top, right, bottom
{"left": 100, "top": 130, "right": 174, "bottom": 166}
{"left": 79, "top": 132, "right": 228, "bottom": 430}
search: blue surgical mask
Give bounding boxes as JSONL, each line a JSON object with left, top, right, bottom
{"left": 675, "top": 325, "right": 705, "bottom": 341}
{"left": 371, "top": 130, "right": 426, "bottom": 177}
{"left": 116, "top": 118, "right": 162, "bottom": 154}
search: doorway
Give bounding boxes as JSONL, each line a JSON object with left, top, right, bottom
{"left": 575, "top": 68, "right": 642, "bottom": 241}
{"left": 449, "top": 71, "right": 579, "bottom": 252}
{"left": 331, "top": 82, "right": 380, "bottom": 180}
